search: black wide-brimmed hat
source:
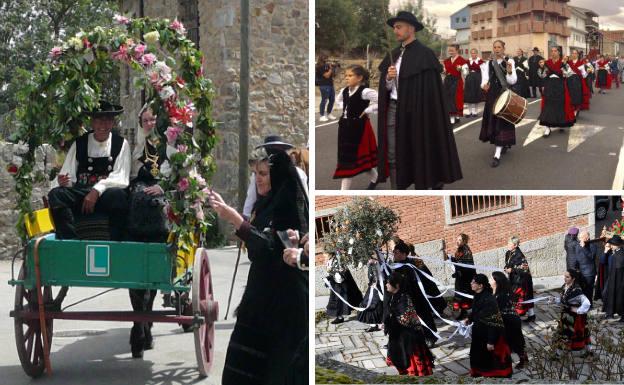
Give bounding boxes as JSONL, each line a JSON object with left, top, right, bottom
{"left": 533, "top": 47, "right": 540, "bottom": 52}
{"left": 607, "top": 235, "right": 624, "bottom": 246}
{"left": 387, "top": 11, "right": 424, "bottom": 32}
{"left": 86, "top": 100, "right": 124, "bottom": 118}
{"left": 255, "top": 134, "right": 294, "bottom": 150}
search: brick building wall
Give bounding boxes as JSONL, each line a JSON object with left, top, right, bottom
{"left": 315, "top": 196, "right": 594, "bottom": 295}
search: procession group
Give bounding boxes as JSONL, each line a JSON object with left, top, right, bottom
{"left": 316, "top": 10, "right": 622, "bottom": 190}
{"left": 324, "top": 230, "right": 624, "bottom": 378}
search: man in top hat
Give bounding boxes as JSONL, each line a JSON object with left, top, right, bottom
{"left": 377, "top": 10, "right": 462, "bottom": 189}
{"left": 242, "top": 135, "right": 308, "bottom": 218}
{"left": 603, "top": 234, "right": 624, "bottom": 321}
{"left": 48, "top": 100, "right": 131, "bottom": 241}
{"left": 528, "top": 47, "right": 544, "bottom": 98}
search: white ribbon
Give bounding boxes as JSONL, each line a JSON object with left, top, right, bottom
{"left": 323, "top": 277, "right": 380, "bottom": 312}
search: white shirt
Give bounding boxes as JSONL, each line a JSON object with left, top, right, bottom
{"left": 50, "top": 132, "right": 131, "bottom": 194}
{"left": 480, "top": 58, "right": 518, "bottom": 88}
{"left": 335, "top": 87, "right": 378, "bottom": 117}
{"left": 385, "top": 49, "right": 404, "bottom": 100}
{"left": 242, "top": 167, "right": 308, "bottom": 218}
{"left": 570, "top": 60, "right": 588, "bottom": 78}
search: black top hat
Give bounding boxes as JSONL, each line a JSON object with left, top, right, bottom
{"left": 387, "top": 11, "right": 424, "bottom": 32}
{"left": 255, "top": 135, "right": 294, "bottom": 151}
{"left": 86, "top": 100, "right": 124, "bottom": 118}
{"left": 533, "top": 47, "right": 540, "bottom": 52}
{"left": 607, "top": 235, "right": 624, "bottom": 246}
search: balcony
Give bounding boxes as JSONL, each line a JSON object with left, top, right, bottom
{"left": 498, "top": 0, "right": 570, "bottom": 19}
{"left": 472, "top": 11, "right": 493, "bottom": 23}
{"left": 471, "top": 29, "right": 493, "bottom": 40}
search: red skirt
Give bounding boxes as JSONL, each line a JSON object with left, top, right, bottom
{"left": 470, "top": 335, "right": 513, "bottom": 378}
{"left": 559, "top": 311, "right": 590, "bottom": 351}
{"left": 453, "top": 298, "right": 472, "bottom": 311}
{"left": 333, "top": 117, "right": 378, "bottom": 179}
{"left": 386, "top": 346, "right": 434, "bottom": 376}
{"left": 513, "top": 286, "right": 534, "bottom": 316}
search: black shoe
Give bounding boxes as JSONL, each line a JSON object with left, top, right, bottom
{"left": 366, "top": 181, "right": 378, "bottom": 190}
{"left": 365, "top": 325, "right": 380, "bottom": 332}
{"left": 559, "top": 128, "right": 565, "bottom": 133}
{"left": 491, "top": 157, "right": 500, "bottom": 168}
{"left": 524, "top": 315, "right": 536, "bottom": 323}
{"left": 131, "top": 345, "right": 144, "bottom": 358}
{"left": 501, "top": 146, "right": 509, "bottom": 155}
{"left": 144, "top": 339, "right": 154, "bottom": 350}
{"left": 331, "top": 317, "right": 344, "bottom": 325}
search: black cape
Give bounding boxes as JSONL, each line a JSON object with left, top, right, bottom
{"left": 377, "top": 39, "right": 462, "bottom": 189}
{"left": 604, "top": 248, "right": 624, "bottom": 316}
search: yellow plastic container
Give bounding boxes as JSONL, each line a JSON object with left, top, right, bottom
{"left": 167, "top": 232, "right": 198, "bottom": 277}
{"left": 24, "top": 208, "right": 55, "bottom": 237}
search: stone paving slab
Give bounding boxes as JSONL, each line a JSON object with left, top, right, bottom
{"left": 316, "top": 289, "right": 623, "bottom": 381}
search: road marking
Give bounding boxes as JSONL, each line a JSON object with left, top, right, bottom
{"left": 612, "top": 137, "right": 624, "bottom": 190}
{"left": 567, "top": 124, "right": 604, "bottom": 152}
{"left": 523, "top": 121, "right": 546, "bottom": 147}
{"left": 315, "top": 121, "right": 338, "bottom": 128}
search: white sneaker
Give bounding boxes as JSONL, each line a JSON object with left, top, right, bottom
{"left": 327, "top": 113, "right": 337, "bottom": 120}
{"left": 319, "top": 115, "right": 328, "bottom": 122}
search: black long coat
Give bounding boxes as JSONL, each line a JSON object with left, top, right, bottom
{"left": 377, "top": 39, "right": 462, "bottom": 189}
{"left": 604, "top": 248, "right": 624, "bottom": 316}
{"left": 528, "top": 54, "right": 544, "bottom": 87}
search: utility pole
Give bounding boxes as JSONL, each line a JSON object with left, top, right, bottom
{"left": 238, "top": 0, "right": 250, "bottom": 212}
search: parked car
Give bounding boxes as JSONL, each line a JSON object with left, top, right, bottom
{"left": 595, "top": 196, "right": 622, "bottom": 220}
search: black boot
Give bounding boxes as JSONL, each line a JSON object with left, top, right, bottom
{"left": 331, "top": 317, "right": 344, "bottom": 324}
{"left": 515, "top": 352, "right": 528, "bottom": 369}
{"left": 524, "top": 314, "right": 536, "bottom": 323}
{"left": 130, "top": 323, "right": 145, "bottom": 358}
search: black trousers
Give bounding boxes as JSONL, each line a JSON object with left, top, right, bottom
{"left": 48, "top": 186, "right": 128, "bottom": 240}
{"left": 582, "top": 275, "right": 595, "bottom": 307}
{"left": 129, "top": 289, "right": 157, "bottom": 351}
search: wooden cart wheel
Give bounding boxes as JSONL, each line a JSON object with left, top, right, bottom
{"left": 13, "top": 263, "right": 57, "bottom": 378}
{"left": 192, "top": 248, "right": 219, "bottom": 377}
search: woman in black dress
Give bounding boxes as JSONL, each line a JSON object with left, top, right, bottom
{"left": 326, "top": 254, "right": 363, "bottom": 324}
{"left": 466, "top": 274, "right": 513, "bottom": 378}
{"left": 127, "top": 104, "right": 170, "bottom": 358}
{"left": 491, "top": 271, "right": 528, "bottom": 369}
{"left": 358, "top": 257, "right": 384, "bottom": 331}
{"left": 384, "top": 272, "right": 435, "bottom": 376}
{"left": 448, "top": 233, "right": 475, "bottom": 320}
{"left": 479, "top": 40, "right": 518, "bottom": 168}
{"left": 208, "top": 149, "right": 308, "bottom": 385}
{"left": 505, "top": 236, "right": 535, "bottom": 321}
{"left": 554, "top": 269, "right": 591, "bottom": 354}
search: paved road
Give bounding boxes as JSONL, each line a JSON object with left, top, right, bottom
{"left": 0, "top": 247, "right": 248, "bottom": 385}
{"left": 315, "top": 86, "right": 624, "bottom": 190}
{"left": 316, "top": 288, "right": 621, "bottom": 381}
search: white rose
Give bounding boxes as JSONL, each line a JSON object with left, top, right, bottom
{"left": 15, "top": 141, "right": 29, "bottom": 155}
{"left": 68, "top": 37, "right": 84, "bottom": 51}
{"left": 12, "top": 155, "right": 23, "bottom": 168}
{"left": 159, "top": 86, "right": 176, "bottom": 100}
{"left": 144, "top": 31, "right": 160, "bottom": 45}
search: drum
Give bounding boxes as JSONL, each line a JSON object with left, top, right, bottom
{"left": 493, "top": 89, "right": 527, "bottom": 125}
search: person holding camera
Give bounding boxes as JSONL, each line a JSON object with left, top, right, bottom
{"left": 316, "top": 54, "right": 337, "bottom": 122}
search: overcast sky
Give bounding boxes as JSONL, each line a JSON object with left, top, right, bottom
{"left": 390, "top": 0, "right": 624, "bottom": 38}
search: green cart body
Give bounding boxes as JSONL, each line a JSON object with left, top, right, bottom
{"left": 8, "top": 233, "right": 217, "bottom": 378}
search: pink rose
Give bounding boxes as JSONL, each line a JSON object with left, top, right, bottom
{"left": 165, "top": 126, "right": 183, "bottom": 144}
{"left": 114, "top": 14, "right": 130, "bottom": 25}
{"left": 133, "top": 43, "right": 146, "bottom": 59}
{"left": 140, "top": 53, "right": 156, "bottom": 67}
{"left": 111, "top": 44, "right": 129, "bottom": 62}
{"left": 192, "top": 200, "right": 204, "bottom": 221}
{"left": 49, "top": 46, "right": 63, "bottom": 59}
{"left": 177, "top": 144, "right": 188, "bottom": 153}
{"left": 177, "top": 177, "right": 190, "bottom": 192}
{"left": 170, "top": 19, "right": 187, "bottom": 35}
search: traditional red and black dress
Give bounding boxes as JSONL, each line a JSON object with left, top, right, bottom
{"left": 451, "top": 244, "right": 475, "bottom": 312}
{"left": 479, "top": 58, "right": 517, "bottom": 147}
{"left": 468, "top": 290, "right": 513, "bottom": 378}
{"left": 333, "top": 85, "right": 378, "bottom": 179}
{"left": 357, "top": 261, "right": 384, "bottom": 325}
{"left": 385, "top": 290, "right": 435, "bottom": 376}
{"left": 595, "top": 59, "right": 611, "bottom": 89}
{"left": 557, "top": 283, "right": 591, "bottom": 351}
{"left": 568, "top": 59, "right": 590, "bottom": 111}
{"left": 443, "top": 55, "right": 468, "bottom": 117}
{"left": 504, "top": 247, "right": 534, "bottom": 316}
{"left": 464, "top": 58, "right": 485, "bottom": 104}
{"left": 538, "top": 59, "right": 576, "bottom": 128}
{"left": 495, "top": 290, "right": 526, "bottom": 359}
{"left": 512, "top": 56, "right": 531, "bottom": 98}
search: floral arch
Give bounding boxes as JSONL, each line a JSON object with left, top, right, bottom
{"left": 10, "top": 15, "right": 217, "bottom": 248}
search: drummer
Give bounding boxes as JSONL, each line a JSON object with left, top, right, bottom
{"left": 478, "top": 40, "right": 518, "bottom": 168}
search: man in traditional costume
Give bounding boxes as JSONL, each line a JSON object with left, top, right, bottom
{"left": 377, "top": 11, "right": 462, "bottom": 190}
{"left": 48, "top": 101, "right": 131, "bottom": 241}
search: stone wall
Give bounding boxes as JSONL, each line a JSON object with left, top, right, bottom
{"left": 120, "top": 0, "right": 309, "bottom": 207}
{"left": 315, "top": 196, "right": 594, "bottom": 296}
{"left": 0, "top": 142, "right": 56, "bottom": 258}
